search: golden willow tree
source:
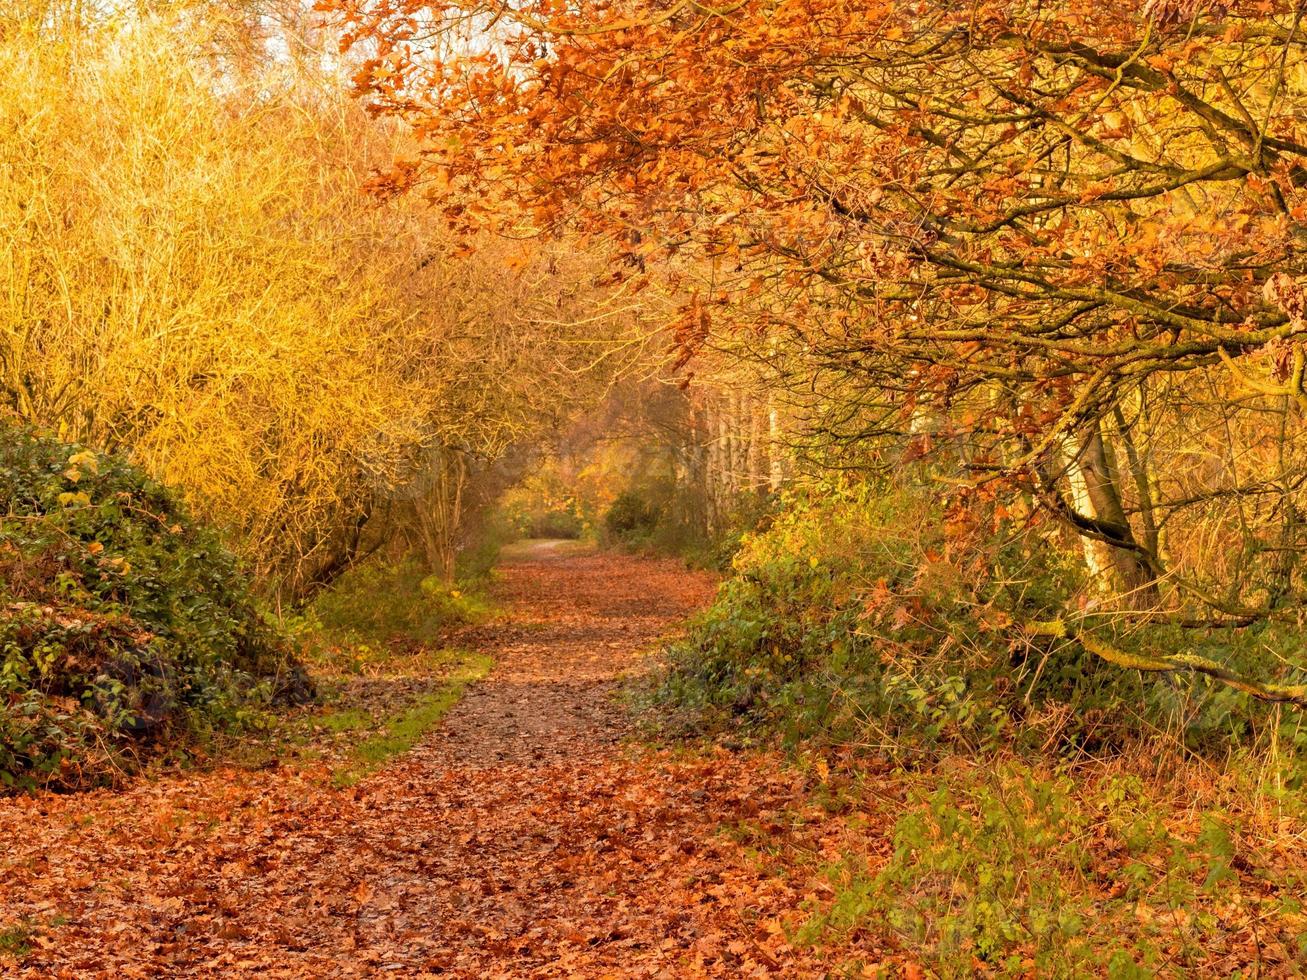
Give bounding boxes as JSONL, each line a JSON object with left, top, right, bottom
{"left": 327, "top": 0, "right": 1307, "bottom": 698}
{"left": 0, "top": 4, "right": 649, "bottom": 599}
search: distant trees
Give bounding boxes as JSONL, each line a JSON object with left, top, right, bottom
{"left": 0, "top": 3, "right": 646, "bottom": 600}
{"left": 330, "top": 0, "right": 1307, "bottom": 628}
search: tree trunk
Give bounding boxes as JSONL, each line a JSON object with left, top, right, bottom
{"left": 1076, "top": 422, "right": 1158, "bottom": 606}
{"left": 767, "top": 395, "right": 783, "bottom": 491}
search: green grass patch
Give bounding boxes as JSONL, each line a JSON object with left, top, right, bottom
{"left": 226, "top": 553, "right": 501, "bottom": 781}
{"left": 316, "top": 707, "right": 373, "bottom": 733}
{"left": 331, "top": 651, "right": 493, "bottom": 787}
{"left": 787, "top": 759, "right": 1307, "bottom": 977}
{"left": 223, "top": 646, "right": 493, "bottom": 780}
{"left": 0, "top": 923, "right": 32, "bottom": 959}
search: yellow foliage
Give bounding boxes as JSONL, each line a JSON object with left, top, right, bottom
{"left": 0, "top": 11, "right": 646, "bottom": 595}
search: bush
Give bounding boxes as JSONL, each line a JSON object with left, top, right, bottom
{"left": 523, "top": 509, "right": 585, "bottom": 540}
{"left": 603, "top": 491, "right": 661, "bottom": 544}
{"left": 648, "top": 475, "right": 1157, "bottom": 757}
{"left": 0, "top": 426, "right": 308, "bottom": 790}
{"left": 651, "top": 473, "right": 1307, "bottom": 759}
{"left": 500, "top": 464, "right": 593, "bottom": 542}
{"left": 693, "top": 489, "right": 777, "bottom": 571}
{"left": 454, "top": 509, "right": 517, "bottom": 584}
{"left": 309, "top": 558, "right": 491, "bottom": 654}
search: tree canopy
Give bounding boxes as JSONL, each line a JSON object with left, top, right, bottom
{"left": 330, "top": 0, "right": 1307, "bottom": 630}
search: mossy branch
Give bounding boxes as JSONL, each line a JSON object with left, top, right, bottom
{"left": 1025, "top": 619, "right": 1307, "bottom": 708}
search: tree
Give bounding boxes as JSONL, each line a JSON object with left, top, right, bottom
{"left": 329, "top": 0, "right": 1307, "bottom": 619}
{"left": 0, "top": 4, "right": 649, "bottom": 600}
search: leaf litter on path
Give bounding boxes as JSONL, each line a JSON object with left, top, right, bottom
{"left": 0, "top": 549, "right": 898, "bottom": 977}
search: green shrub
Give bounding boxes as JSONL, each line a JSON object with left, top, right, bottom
{"left": 309, "top": 558, "right": 491, "bottom": 653}
{"left": 650, "top": 475, "right": 1099, "bottom": 755}
{"left": 652, "top": 472, "right": 1307, "bottom": 758}
{"left": 454, "top": 508, "right": 516, "bottom": 585}
{"left": 604, "top": 490, "right": 661, "bottom": 544}
{"left": 0, "top": 425, "right": 307, "bottom": 790}
{"left": 521, "top": 508, "right": 585, "bottom": 540}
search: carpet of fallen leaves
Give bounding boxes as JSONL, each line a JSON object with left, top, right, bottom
{"left": 0, "top": 546, "right": 899, "bottom": 977}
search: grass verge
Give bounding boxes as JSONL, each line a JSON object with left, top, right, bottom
{"left": 226, "top": 647, "right": 493, "bottom": 788}
{"left": 330, "top": 652, "right": 493, "bottom": 787}
{"left": 212, "top": 556, "right": 499, "bottom": 786}
{"left": 706, "top": 749, "right": 1307, "bottom": 977}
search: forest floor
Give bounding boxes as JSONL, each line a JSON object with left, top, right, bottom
{"left": 0, "top": 545, "right": 900, "bottom": 978}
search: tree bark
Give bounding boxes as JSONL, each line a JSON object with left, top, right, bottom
{"left": 1076, "top": 422, "right": 1158, "bottom": 607}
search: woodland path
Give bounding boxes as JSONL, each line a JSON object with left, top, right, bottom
{"left": 0, "top": 547, "right": 883, "bottom": 977}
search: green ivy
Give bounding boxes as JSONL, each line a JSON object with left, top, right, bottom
{"left": 0, "top": 425, "right": 308, "bottom": 790}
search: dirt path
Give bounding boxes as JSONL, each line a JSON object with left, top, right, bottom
{"left": 0, "top": 548, "right": 879, "bottom": 977}
{"left": 432, "top": 543, "right": 706, "bottom": 765}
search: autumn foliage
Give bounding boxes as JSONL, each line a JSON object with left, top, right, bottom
{"left": 331, "top": 0, "right": 1307, "bottom": 699}
{"left": 7, "top": 0, "right": 1307, "bottom": 975}
{"left": 0, "top": 9, "right": 648, "bottom": 602}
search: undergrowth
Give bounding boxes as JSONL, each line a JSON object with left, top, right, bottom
{"left": 306, "top": 558, "right": 493, "bottom": 660}
{"left": 790, "top": 757, "right": 1307, "bottom": 976}
{"left": 230, "top": 556, "right": 497, "bottom": 786}
{"left": 0, "top": 426, "right": 308, "bottom": 791}
{"left": 649, "top": 476, "right": 1307, "bottom": 762}
{"left": 646, "top": 473, "right": 1307, "bottom": 974}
